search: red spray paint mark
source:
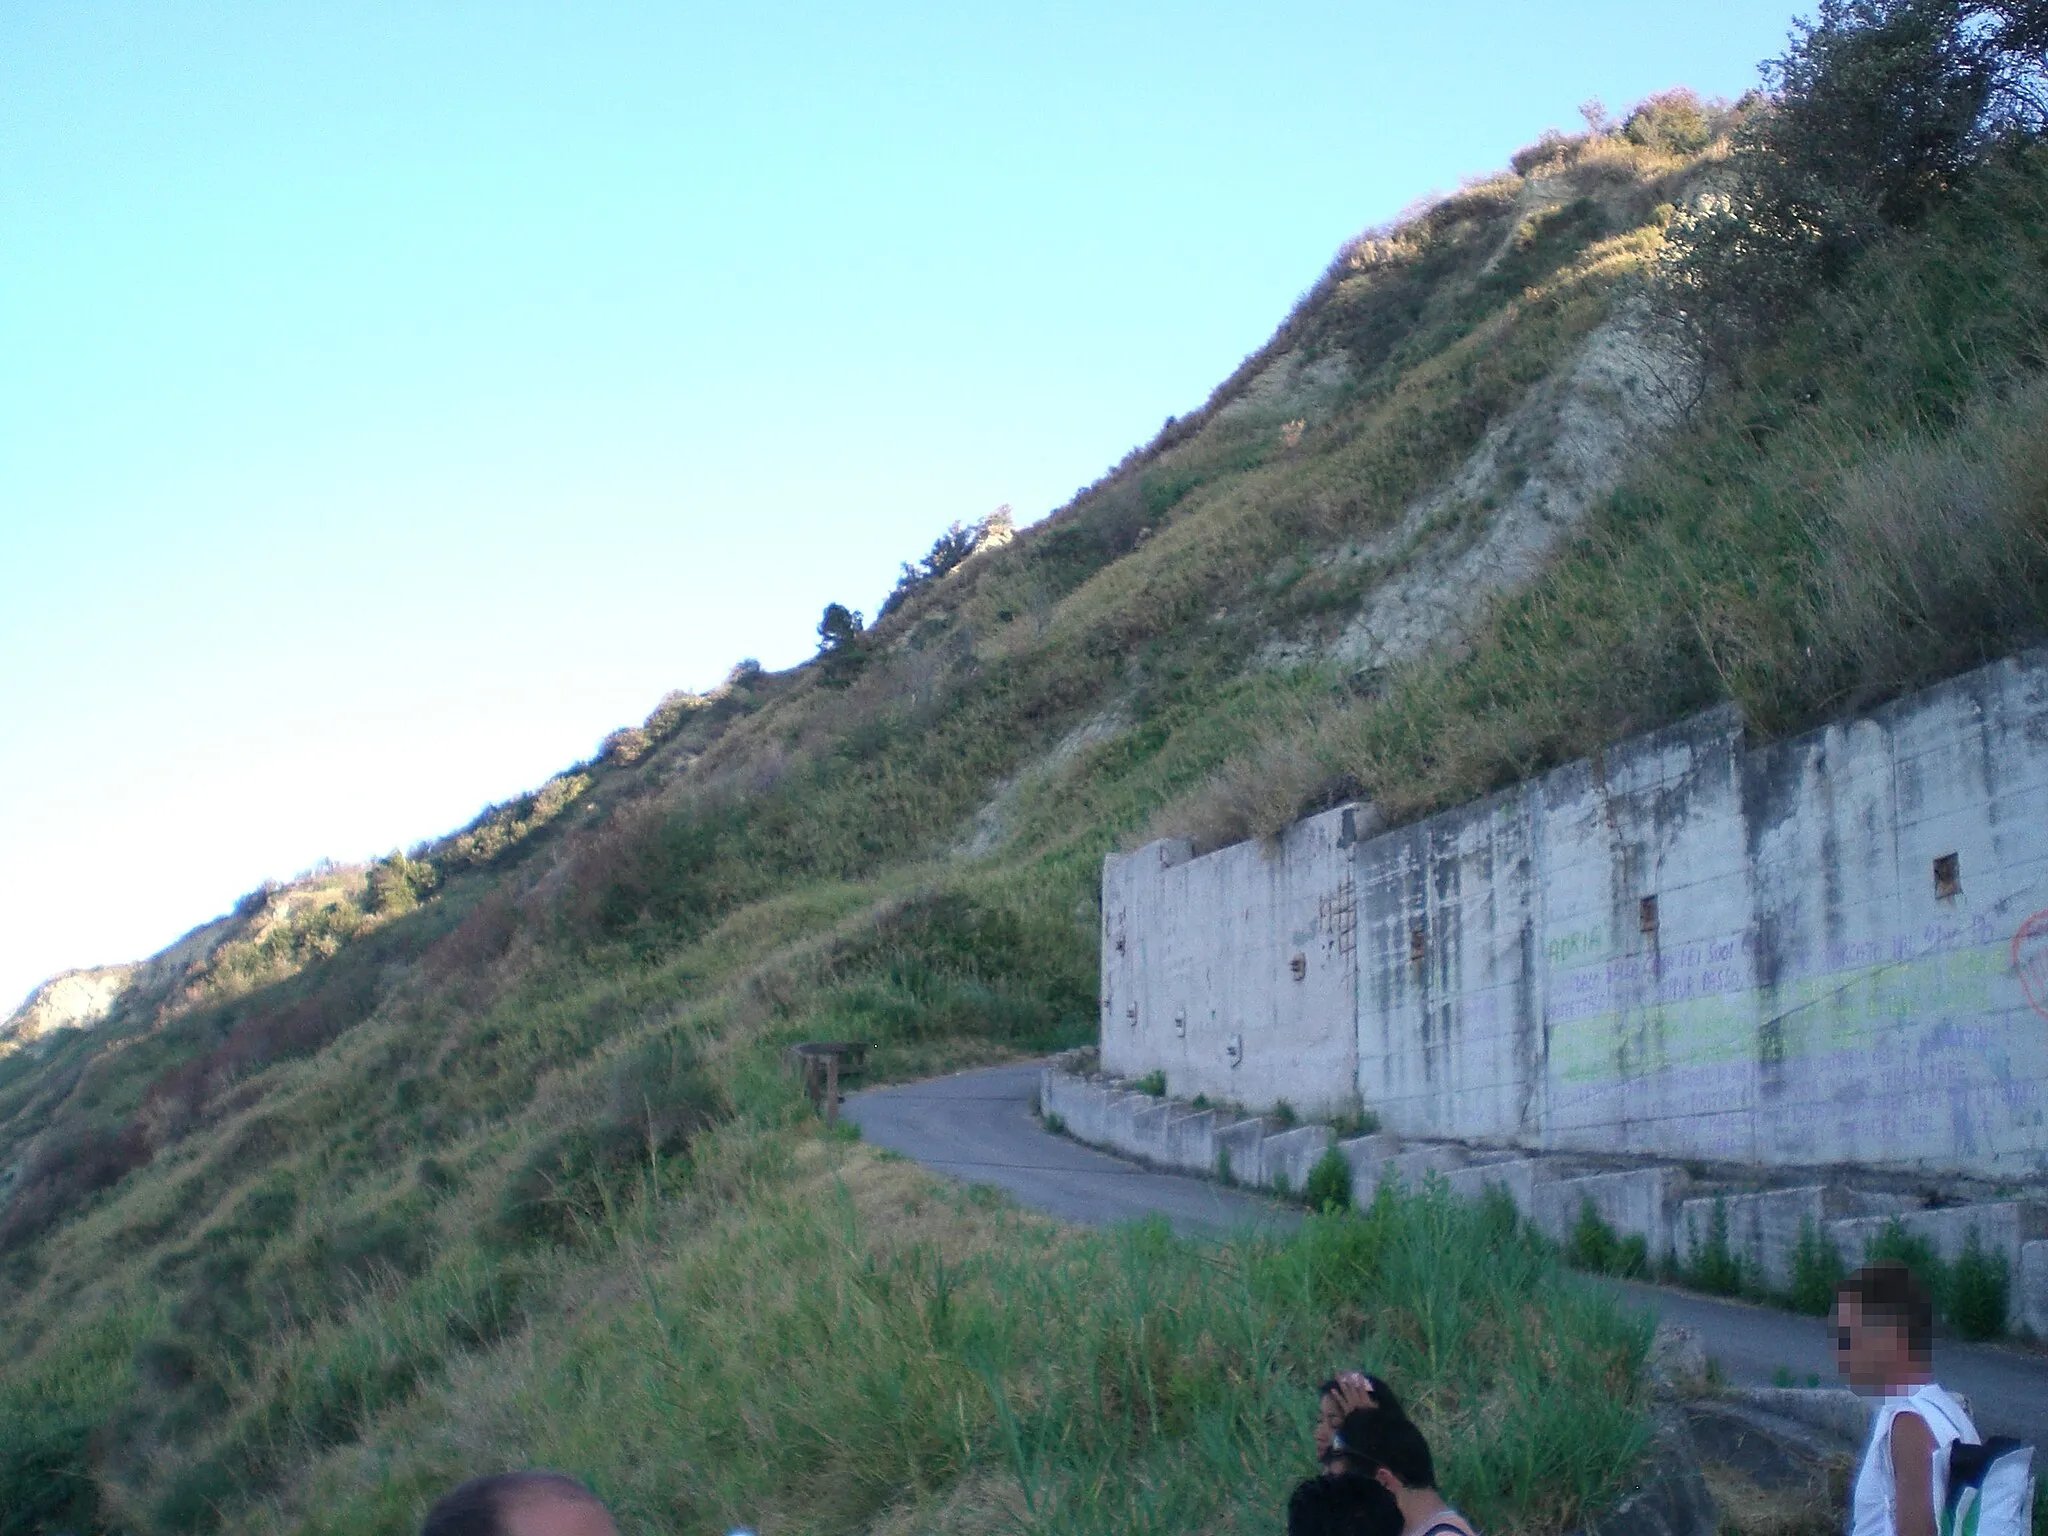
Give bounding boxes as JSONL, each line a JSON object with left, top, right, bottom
{"left": 2016, "top": 910, "right": 2048, "bottom": 1024}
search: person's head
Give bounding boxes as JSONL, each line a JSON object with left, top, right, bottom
{"left": 1287, "top": 1473, "right": 1405, "bottom": 1536}
{"left": 1835, "top": 1262, "right": 1935, "bottom": 1392}
{"left": 421, "top": 1472, "right": 618, "bottom": 1536}
{"left": 1332, "top": 1408, "right": 1437, "bottom": 1494}
{"left": 1314, "top": 1373, "right": 1406, "bottom": 1458}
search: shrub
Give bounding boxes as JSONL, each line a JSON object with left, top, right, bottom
{"left": 493, "top": 1033, "right": 724, "bottom": 1247}
{"left": 1304, "top": 1146, "right": 1354, "bottom": 1212}
{"left": 1510, "top": 128, "right": 1583, "bottom": 175}
{"left": 1272, "top": 1099, "right": 1299, "bottom": 1129}
{"left": 1134, "top": 1070, "right": 1166, "bottom": 1097}
{"left": 425, "top": 892, "right": 520, "bottom": 979}
{"left": 0, "top": 1120, "right": 152, "bottom": 1250}
{"left": 1567, "top": 1200, "right": 1649, "bottom": 1279}
{"left": 1684, "top": 1198, "right": 1745, "bottom": 1296}
{"left": 0, "top": 1400, "right": 103, "bottom": 1536}
{"left": 365, "top": 851, "right": 436, "bottom": 916}
{"left": 1789, "top": 1216, "right": 1847, "bottom": 1315}
{"left": 1949, "top": 1226, "right": 2010, "bottom": 1340}
{"left": 643, "top": 689, "right": 707, "bottom": 739}
{"left": 1864, "top": 1217, "right": 1949, "bottom": 1314}
{"left": 600, "top": 726, "right": 652, "bottom": 765}
{"left": 1660, "top": 0, "right": 2048, "bottom": 364}
{"left": 309, "top": 1208, "right": 431, "bottom": 1295}
{"left": 1329, "top": 1107, "right": 1382, "bottom": 1138}
{"left": 814, "top": 891, "right": 1095, "bottom": 1056}
{"left": 877, "top": 508, "right": 1014, "bottom": 620}
{"left": 1801, "top": 374, "right": 2048, "bottom": 711}
{"left": 815, "top": 603, "right": 867, "bottom": 688}
{"left": 1622, "top": 89, "right": 1720, "bottom": 155}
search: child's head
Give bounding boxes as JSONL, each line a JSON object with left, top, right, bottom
{"left": 1834, "top": 1262, "right": 1934, "bottom": 1392}
{"left": 1314, "top": 1374, "right": 1405, "bottom": 1459}
{"left": 1330, "top": 1408, "right": 1437, "bottom": 1493}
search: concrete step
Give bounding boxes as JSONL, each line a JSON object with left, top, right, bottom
{"left": 1041, "top": 1067, "right": 2048, "bottom": 1337}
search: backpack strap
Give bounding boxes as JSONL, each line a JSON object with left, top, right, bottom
{"left": 1949, "top": 1437, "right": 2028, "bottom": 1491}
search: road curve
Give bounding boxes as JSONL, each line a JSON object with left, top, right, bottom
{"left": 846, "top": 1061, "right": 2048, "bottom": 1446}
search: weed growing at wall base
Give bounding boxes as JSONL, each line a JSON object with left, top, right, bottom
{"left": 1305, "top": 1145, "right": 1354, "bottom": 1212}
{"left": 1566, "top": 1200, "right": 1650, "bottom": 1280}
{"left": 1683, "top": 1198, "right": 1745, "bottom": 1297}
{"left": 1790, "top": 1216, "right": 1847, "bottom": 1316}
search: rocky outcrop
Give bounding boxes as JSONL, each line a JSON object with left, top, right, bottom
{"left": 1264, "top": 301, "right": 1700, "bottom": 675}
{"left": 0, "top": 966, "right": 136, "bottom": 1056}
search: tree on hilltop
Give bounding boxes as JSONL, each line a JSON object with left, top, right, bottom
{"left": 815, "top": 602, "right": 867, "bottom": 687}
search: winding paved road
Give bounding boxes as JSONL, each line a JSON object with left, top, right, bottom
{"left": 846, "top": 1061, "right": 2048, "bottom": 1446}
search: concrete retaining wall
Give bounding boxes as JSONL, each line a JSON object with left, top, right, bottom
{"left": 1101, "top": 651, "right": 2048, "bottom": 1178}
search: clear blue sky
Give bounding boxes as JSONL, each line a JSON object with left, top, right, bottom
{"left": 1, "top": 0, "right": 1806, "bottom": 1010}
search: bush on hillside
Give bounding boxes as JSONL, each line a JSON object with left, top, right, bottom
{"left": 366, "top": 850, "right": 437, "bottom": 916}
{"left": 813, "top": 891, "right": 1096, "bottom": 1058}
{"left": 0, "top": 1120, "right": 151, "bottom": 1251}
{"left": 423, "top": 891, "right": 520, "bottom": 981}
{"left": 434, "top": 772, "right": 591, "bottom": 874}
{"left": 601, "top": 725, "right": 653, "bottom": 765}
{"left": 877, "top": 507, "right": 1015, "bottom": 620}
{"left": 1801, "top": 372, "right": 2048, "bottom": 710}
{"left": 815, "top": 603, "right": 867, "bottom": 688}
{"left": 1662, "top": 0, "right": 2048, "bottom": 365}
{"left": 643, "top": 688, "right": 707, "bottom": 740}
{"left": 1622, "top": 89, "right": 1725, "bottom": 155}
{"left": 493, "top": 1033, "right": 724, "bottom": 1247}
{"left": 554, "top": 799, "right": 758, "bottom": 955}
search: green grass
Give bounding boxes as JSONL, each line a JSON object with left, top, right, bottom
{"left": 259, "top": 1138, "right": 1649, "bottom": 1536}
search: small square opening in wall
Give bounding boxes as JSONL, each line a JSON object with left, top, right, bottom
{"left": 1408, "top": 922, "right": 1427, "bottom": 967}
{"left": 1290, "top": 952, "right": 1307, "bottom": 980}
{"left": 1935, "top": 852, "right": 1962, "bottom": 900}
{"left": 1639, "top": 895, "right": 1660, "bottom": 935}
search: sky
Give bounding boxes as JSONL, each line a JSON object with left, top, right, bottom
{"left": 1, "top": 0, "right": 1809, "bottom": 1012}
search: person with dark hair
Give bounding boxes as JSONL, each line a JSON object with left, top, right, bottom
{"left": 420, "top": 1471, "right": 619, "bottom": 1536}
{"left": 1835, "top": 1262, "right": 1979, "bottom": 1536}
{"left": 1287, "top": 1470, "right": 1405, "bottom": 1536}
{"left": 1332, "top": 1408, "right": 1478, "bottom": 1536}
{"left": 1315, "top": 1371, "right": 1406, "bottom": 1464}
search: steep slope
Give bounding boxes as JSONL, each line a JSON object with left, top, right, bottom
{"left": 4, "top": 86, "right": 2047, "bottom": 1534}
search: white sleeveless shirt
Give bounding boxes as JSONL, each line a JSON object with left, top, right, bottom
{"left": 1849, "top": 1382, "right": 1978, "bottom": 1536}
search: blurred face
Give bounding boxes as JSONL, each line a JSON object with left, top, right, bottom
{"left": 1315, "top": 1390, "right": 1345, "bottom": 1459}
{"left": 503, "top": 1496, "right": 619, "bottom": 1536}
{"left": 1833, "top": 1296, "right": 1910, "bottom": 1392}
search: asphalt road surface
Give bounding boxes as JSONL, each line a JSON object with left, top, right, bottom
{"left": 846, "top": 1061, "right": 2048, "bottom": 1446}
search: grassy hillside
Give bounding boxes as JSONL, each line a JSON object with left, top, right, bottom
{"left": 5, "top": 36, "right": 2048, "bottom": 1534}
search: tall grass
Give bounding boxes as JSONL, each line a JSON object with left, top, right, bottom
{"left": 262, "top": 1139, "right": 1648, "bottom": 1536}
